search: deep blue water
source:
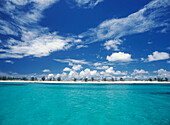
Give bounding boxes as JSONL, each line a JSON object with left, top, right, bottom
{"left": 0, "top": 83, "right": 170, "bottom": 125}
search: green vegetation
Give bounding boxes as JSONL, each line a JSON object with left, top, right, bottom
{"left": 120, "top": 78, "right": 124, "bottom": 81}
{"left": 84, "top": 78, "right": 88, "bottom": 82}
{"left": 74, "top": 78, "right": 77, "bottom": 82}
{"left": 103, "top": 78, "right": 107, "bottom": 81}
{"left": 41, "top": 76, "right": 45, "bottom": 81}
{"left": 57, "top": 77, "right": 61, "bottom": 81}
{"left": 91, "top": 77, "right": 94, "bottom": 81}
{"left": 0, "top": 76, "right": 169, "bottom": 82}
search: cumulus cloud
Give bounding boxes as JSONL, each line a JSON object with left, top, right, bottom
{"left": 131, "top": 69, "right": 149, "bottom": 75}
{"left": 80, "top": 68, "right": 99, "bottom": 78}
{"left": 48, "top": 74, "right": 54, "bottom": 79}
{"left": 104, "top": 39, "right": 122, "bottom": 51}
{"left": 43, "top": 69, "right": 50, "bottom": 73}
{"left": 105, "top": 67, "right": 127, "bottom": 75}
{"left": 63, "top": 67, "right": 72, "bottom": 72}
{"left": 68, "top": 70, "right": 79, "bottom": 79}
{"left": 72, "top": 64, "right": 83, "bottom": 71}
{"left": 154, "top": 69, "right": 170, "bottom": 78}
{"left": 147, "top": 51, "right": 169, "bottom": 62}
{"left": 106, "top": 52, "right": 132, "bottom": 62}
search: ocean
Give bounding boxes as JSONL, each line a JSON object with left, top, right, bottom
{"left": 0, "top": 82, "right": 170, "bottom": 125}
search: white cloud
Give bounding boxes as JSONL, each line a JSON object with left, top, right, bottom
{"left": 147, "top": 42, "right": 152, "bottom": 44}
{"left": 1, "top": 0, "right": 169, "bottom": 59}
{"left": 72, "top": 64, "right": 83, "bottom": 71}
{"left": 96, "top": 66, "right": 109, "bottom": 70}
{"left": 154, "top": 69, "right": 170, "bottom": 78}
{"left": 104, "top": 39, "right": 122, "bottom": 51}
{"left": 0, "top": 53, "right": 23, "bottom": 59}
{"left": 131, "top": 69, "right": 148, "bottom": 75}
{"left": 106, "top": 52, "right": 132, "bottom": 62}
{"left": 63, "top": 67, "right": 72, "bottom": 72}
{"left": 147, "top": 51, "right": 169, "bottom": 62}
{"left": 105, "top": 67, "right": 127, "bottom": 75}
{"left": 0, "top": 32, "right": 73, "bottom": 58}
{"left": 94, "top": 62, "right": 102, "bottom": 66}
{"left": 48, "top": 74, "right": 54, "bottom": 79}
{"left": 54, "top": 59, "right": 89, "bottom": 65}
{"left": 80, "top": 68, "right": 99, "bottom": 78}
{"left": 68, "top": 0, "right": 104, "bottom": 8}
{"left": 68, "top": 71, "right": 79, "bottom": 79}
{"left": 76, "top": 45, "right": 88, "bottom": 49}
{"left": 80, "top": 0, "right": 170, "bottom": 43}
{"left": 43, "top": 69, "right": 50, "bottom": 73}
{"left": 5, "top": 60, "right": 14, "bottom": 64}
{"left": 0, "top": 0, "right": 83, "bottom": 58}
{"left": 167, "top": 61, "right": 170, "bottom": 63}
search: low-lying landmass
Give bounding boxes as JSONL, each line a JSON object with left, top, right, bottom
{"left": 0, "top": 76, "right": 169, "bottom": 84}
{"left": 0, "top": 80, "right": 170, "bottom": 84}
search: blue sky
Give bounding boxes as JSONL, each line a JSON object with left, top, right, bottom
{"left": 0, "top": 0, "right": 170, "bottom": 80}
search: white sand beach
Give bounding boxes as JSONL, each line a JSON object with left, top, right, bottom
{"left": 0, "top": 80, "right": 170, "bottom": 84}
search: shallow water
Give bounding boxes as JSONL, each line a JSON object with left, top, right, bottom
{"left": 0, "top": 83, "right": 170, "bottom": 125}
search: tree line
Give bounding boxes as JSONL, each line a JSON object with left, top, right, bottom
{"left": 0, "top": 76, "right": 169, "bottom": 82}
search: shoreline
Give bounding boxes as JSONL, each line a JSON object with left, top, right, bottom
{"left": 0, "top": 80, "right": 170, "bottom": 84}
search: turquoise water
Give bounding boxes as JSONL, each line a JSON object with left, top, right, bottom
{"left": 0, "top": 83, "right": 170, "bottom": 125}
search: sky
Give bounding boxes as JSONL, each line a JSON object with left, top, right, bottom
{"left": 0, "top": 0, "right": 170, "bottom": 80}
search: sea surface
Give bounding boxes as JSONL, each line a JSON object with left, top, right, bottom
{"left": 0, "top": 82, "right": 170, "bottom": 125}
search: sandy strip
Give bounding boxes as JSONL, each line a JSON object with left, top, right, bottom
{"left": 0, "top": 80, "right": 170, "bottom": 84}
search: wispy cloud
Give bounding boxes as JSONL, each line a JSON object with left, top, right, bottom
{"left": 0, "top": 0, "right": 170, "bottom": 59}
{"left": 80, "top": 0, "right": 170, "bottom": 43}
{"left": 54, "top": 58, "right": 89, "bottom": 65}
{"left": 5, "top": 60, "right": 14, "bottom": 64}
{"left": 66, "top": 0, "right": 103, "bottom": 8}
{"left": 0, "top": 0, "right": 79, "bottom": 58}
{"left": 0, "top": 32, "right": 74, "bottom": 58}
{"left": 76, "top": 45, "right": 88, "bottom": 49}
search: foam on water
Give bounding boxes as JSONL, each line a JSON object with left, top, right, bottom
{"left": 0, "top": 83, "right": 170, "bottom": 125}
